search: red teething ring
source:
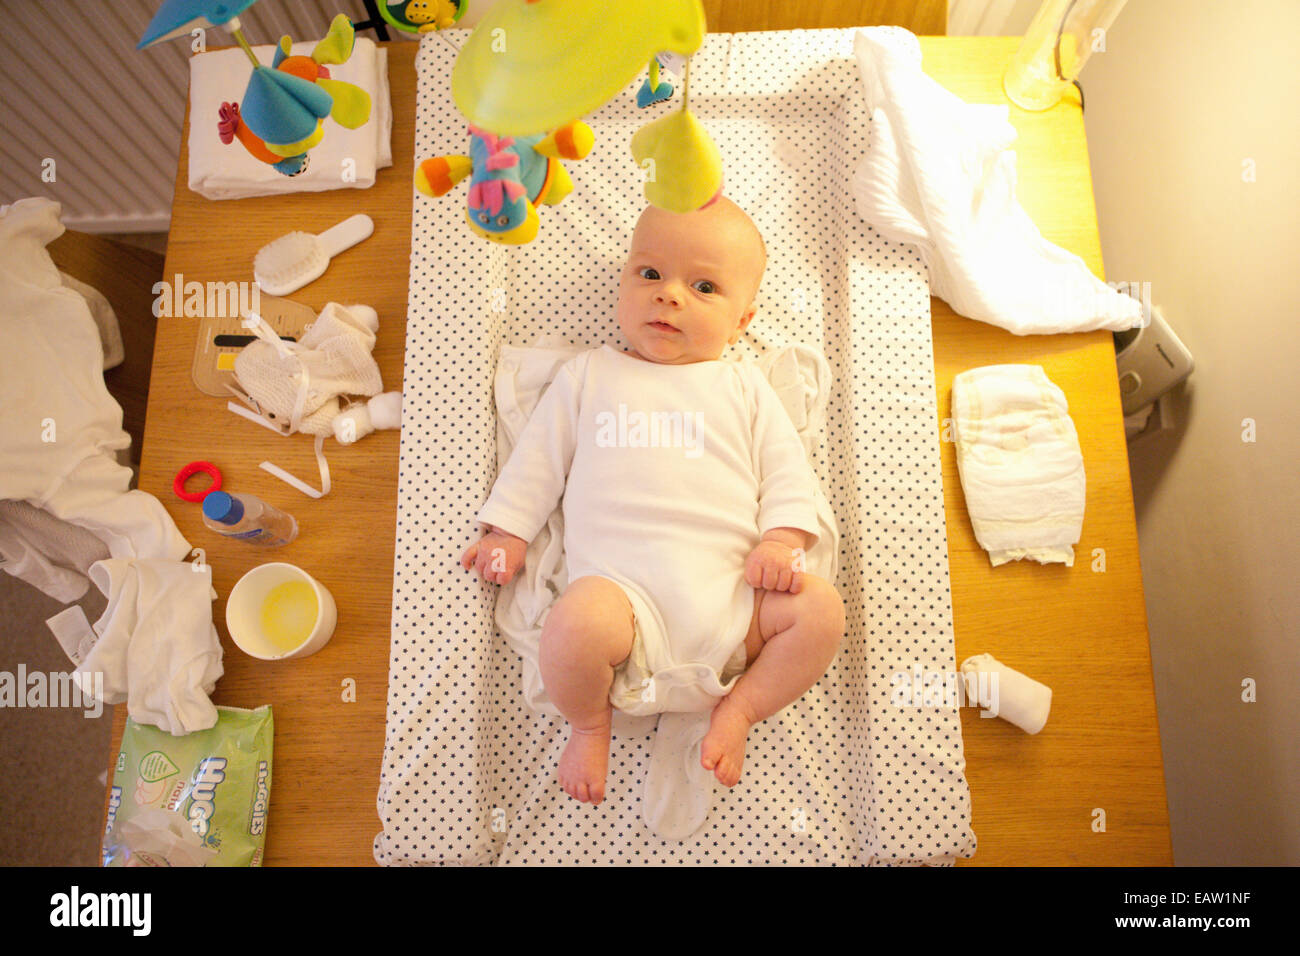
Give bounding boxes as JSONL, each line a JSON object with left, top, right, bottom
{"left": 174, "top": 461, "right": 222, "bottom": 502}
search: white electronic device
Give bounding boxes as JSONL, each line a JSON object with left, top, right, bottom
{"left": 1113, "top": 305, "right": 1194, "bottom": 416}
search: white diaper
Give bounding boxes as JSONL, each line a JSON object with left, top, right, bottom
{"left": 609, "top": 579, "right": 751, "bottom": 716}
{"left": 951, "top": 364, "right": 1086, "bottom": 567}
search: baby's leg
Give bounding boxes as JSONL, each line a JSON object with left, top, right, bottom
{"left": 701, "top": 576, "right": 846, "bottom": 787}
{"left": 540, "top": 576, "right": 636, "bottom": 804}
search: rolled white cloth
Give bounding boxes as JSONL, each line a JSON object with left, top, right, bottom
{"left": 961, "top": 653, "right": 1051, "bottom": 734}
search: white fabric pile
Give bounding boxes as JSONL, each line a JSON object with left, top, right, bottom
{"left": 0, "top": 197, "right": 223, "bottom": 736}
{"left": 851, "top": 27, "right": 1144, "bottom": 336}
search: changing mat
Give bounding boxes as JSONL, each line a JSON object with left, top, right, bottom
{"left": 377, "top": 28, "right": 976, "bottom": 865}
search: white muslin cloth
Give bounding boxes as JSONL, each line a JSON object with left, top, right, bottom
{"left": 850, "top": 27, "right": 1143, "bottom": 336}
{"left": 187, "top": 39, "right": 392, "bottom": 200}
{"left": 479, "top": 343, "right": 840, "bottom": 840}
{"left": 961, "top": 653, "right": 1052, "bottom": 734}
{"left": 952, "top": 364, "right": 1085, "bottom": 567}
{"left": 2, "top": 197, "right": 222, "bottom": 736}
{"left": 0, "top": 198, "right": 192, "bottom": 583}
{"left": 46, "top": 559, "right": 224, "bottom": 737}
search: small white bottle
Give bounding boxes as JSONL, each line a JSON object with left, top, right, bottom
{"left": 202, "top": 491, "right": 298, "bottom": 546}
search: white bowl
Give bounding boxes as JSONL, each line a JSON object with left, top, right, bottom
{"left": 226, "top": 562, "right": 337, "bottom": 661}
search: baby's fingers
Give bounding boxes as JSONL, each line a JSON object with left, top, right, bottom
{"left": 474, "top": 548, "right": 497, "bottom": 583}
{"left": 776, "top": 567, "right": 793, "bottom": 592}
{"left": 461, "top": 543, "right": 478, "bottom": 570}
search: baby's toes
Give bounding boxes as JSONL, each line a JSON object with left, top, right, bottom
{"left": 699, "top": 735, "right": 723, "bottom": 771}
{"left": 714, "top": 753, "right": 743, "bottom": 788}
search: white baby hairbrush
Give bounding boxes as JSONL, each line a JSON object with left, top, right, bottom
{"left": 253, "top": 214, "right": 374, "bottom": 296}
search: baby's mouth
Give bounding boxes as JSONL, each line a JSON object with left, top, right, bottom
{"left": 648, "top": 319, "right": 680, "bottom": 333}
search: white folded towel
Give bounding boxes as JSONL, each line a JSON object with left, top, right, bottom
{"left": 850, "top": 27, "right": 1143, "bottom": 336}
{"left": 961, "top": 653, "right": 1052, "bottom": 734}
{"left": 952, "top": 364, "right": 1085, "bottom": 567}
{"left": 188, "top": 39, "right": 392, "bottom": 200}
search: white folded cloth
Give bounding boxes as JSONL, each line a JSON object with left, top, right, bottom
{"left": 46, "top": 559, "right": 224, "bottom": 736}
{"left": 961, "top": 653, "right": 1052, "bottom": 734}
{"left": 952, "top": 364, "right": 1085, "bottom": 567}
{"left": 850, "top": 27, "right": 1143, "bottom": 336}
{"left": 188, "top": 39, "right": 392, "bottom": 200}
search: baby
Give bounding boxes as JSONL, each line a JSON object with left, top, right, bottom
{"left": 462, "top": 198, "right": 845, "bottom": 805}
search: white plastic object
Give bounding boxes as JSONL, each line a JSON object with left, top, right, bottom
{"left": 252, "top": 214, "right": 374, "bottom": 296}
{"left": 1113, "top": 305, "right": 1194, "bottom": 416}
{"left": 333, "top": 391, "right": 402, "bottom": 445}
{"left": 226, "top": 562, "right": 338, "bottom": 661}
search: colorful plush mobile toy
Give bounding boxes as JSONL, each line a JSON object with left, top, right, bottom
{"left": 379, "top": 0, "right": 466, "bottom": 33}
{"left": 416, "top": 122, "right": 594, "bottom": 244}
{"left": 137, "top": 1, "right": 371, "bottom": 177}
{"left": 637, "top": 53, "right": 681, "bottom": 108}
{"left": 443, "top": 0, "right": 722, "bottom": 220}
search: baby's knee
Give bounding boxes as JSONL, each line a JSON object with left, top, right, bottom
{"left": 798, "top": 575, "right": 846, "bottom": 641}
{"left": 541, "top": 577, "right": 635, "bottom": 659}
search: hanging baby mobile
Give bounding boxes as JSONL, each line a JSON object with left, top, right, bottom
{"left": 416, "top": 0, "right": 724, "bottom": 244}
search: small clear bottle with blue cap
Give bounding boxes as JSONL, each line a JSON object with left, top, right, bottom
{"left": 201, "top": 491, "right": 298, "bottom": 546}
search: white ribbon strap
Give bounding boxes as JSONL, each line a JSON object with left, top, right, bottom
{"left": 258, "top": 433, "right": 331, "bottom": 499}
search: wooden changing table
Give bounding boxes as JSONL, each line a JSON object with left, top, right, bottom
{"left": 106, "top": 35, "right": 1171, "bottom": 866}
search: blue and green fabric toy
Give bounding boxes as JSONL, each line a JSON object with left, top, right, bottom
{"left": 217, "top": 15, "right": 372, "bottom": 177}
{"left": 416, "top": 122, "right": 595, "bottom": 244}
{"left": 139, "top": 3, "right": 371, "bottom": 178}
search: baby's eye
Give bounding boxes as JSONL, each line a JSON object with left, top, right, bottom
{"left": 638, "top": 267, "right": 660, "bottom": 280}
{"left": 692, "top": 280, "right": 716, "bottom": 294}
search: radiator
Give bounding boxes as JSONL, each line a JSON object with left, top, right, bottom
{"left": 0, "top": 0, "right": 400, "bottom": 232}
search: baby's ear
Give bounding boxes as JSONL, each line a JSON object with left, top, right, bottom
{"left": 729, "top": 303, "right": 757, "bottom": 345}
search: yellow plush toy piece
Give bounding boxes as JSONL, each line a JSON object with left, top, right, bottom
{"left": 452, "top": 0, "right": 705, "bottom": 135}
{"left": 630, "top": 108, "right": 723, "bottom": 213}
{"left": 311, "top": 14, "right": 356, "bottom": 65}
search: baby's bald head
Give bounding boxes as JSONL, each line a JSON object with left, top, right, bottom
{"left": 631, "top": 197, "right": 767, "bottom": 305}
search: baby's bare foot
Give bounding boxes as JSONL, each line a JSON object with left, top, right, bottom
{"left": 701, "top": 694, "right": 755, "bottom": 787}
{"left": 558, "top": 723, "right": 611, "bottom": 804}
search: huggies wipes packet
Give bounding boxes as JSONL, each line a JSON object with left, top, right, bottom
{"left": 104, "top": 705, "right": 273, "bottom": 867}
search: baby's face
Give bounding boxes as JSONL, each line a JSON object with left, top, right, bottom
{"left": 616, "top": 201, "right": 765, "bottom": 364}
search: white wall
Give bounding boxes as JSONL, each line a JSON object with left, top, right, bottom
{"left": 955, "top": 0, "right": 1299, "bottom": 864}
{"left": 1082, "top": 0, "right": 1300, "bottom": 866}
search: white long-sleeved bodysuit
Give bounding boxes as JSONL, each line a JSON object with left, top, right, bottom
{"left": 478, "top": 344, "right": 822, "bottom": 716}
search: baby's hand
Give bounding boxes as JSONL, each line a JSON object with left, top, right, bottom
{"left": 745, "top": 540, "right": 805, "bottom": 594}
{"left": 461, "top": 527, "right": 528, "bottom": 586}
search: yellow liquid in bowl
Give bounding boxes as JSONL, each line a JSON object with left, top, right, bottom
{"left": 259, "top": 580, "right": 319, "bottom": 653}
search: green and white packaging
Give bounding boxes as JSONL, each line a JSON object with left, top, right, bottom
{"left": 104, "top": 705, "right": 273, "bottom": 867}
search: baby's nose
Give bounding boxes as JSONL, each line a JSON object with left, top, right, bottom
{"left": 655, "top": 285, "right": 683, "bottom": 306}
